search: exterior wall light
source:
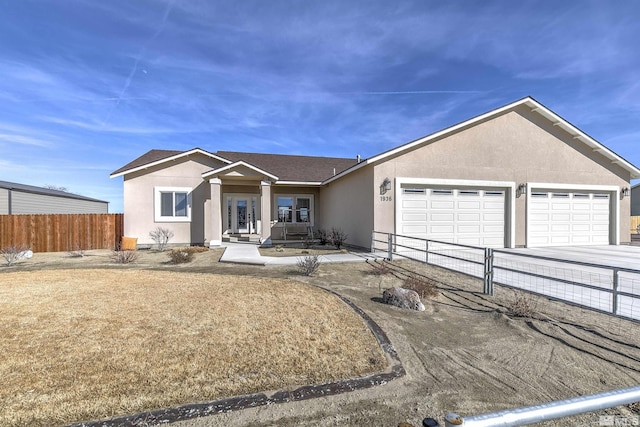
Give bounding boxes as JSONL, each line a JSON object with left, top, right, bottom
{"left": 380, "top": 178, "right": 391, "bottom": 195}
{"left": 622, "top": 187, "right": 630, "bottom": 198}
{"left": 517, "top": 183, "right": 527, "bottom": 197}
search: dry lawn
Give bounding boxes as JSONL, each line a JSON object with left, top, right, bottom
{"left": 0, "top": 269, "right": 386, "bottom": 426}
{"left": 258, "top": 245, "right": 347, "bottom": 257}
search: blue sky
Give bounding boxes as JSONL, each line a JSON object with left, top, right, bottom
{"left": 1, "top": 1, "right": 639, "bottom": 213}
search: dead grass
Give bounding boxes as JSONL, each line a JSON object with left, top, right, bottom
{"left": 0, "top": 269, "right": 386, "bottom": 426}
{"left": 259, "top": 245, "right": 347, "bottom": 257}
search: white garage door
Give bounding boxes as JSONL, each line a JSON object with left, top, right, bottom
{"left": 528, "top": 191, "right": 610, "bottom": 247}
{"left": 398, "top": 186, "right": 506, "bottom": 247}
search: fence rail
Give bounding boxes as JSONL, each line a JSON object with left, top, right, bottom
{"left": 0, "top": 214, "right": 124, "bottom": 252}
{"left": 436, "top": 384, "right": 640, "bottom": 426}
{"left": 372, "top": 231, "right": 640, "bottom": 322}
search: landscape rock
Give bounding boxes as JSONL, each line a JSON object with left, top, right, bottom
{"left": 382, "top": 287, "right": 425, "bottom": 311}
{"left": 19, "top": 250, "right": 33, "bottom": 259}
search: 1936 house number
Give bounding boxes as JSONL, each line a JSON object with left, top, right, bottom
{"left": 380, "top": 196, "right": 392, "bottom": 202}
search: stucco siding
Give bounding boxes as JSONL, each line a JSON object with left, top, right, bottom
{"left": 123, "top": 154, "right": 226, "bottom": 245}
{"left": 7, "top": 191, "right": 108, "bottom": 214}
{"left": 372, "top": 107, "right": 631, "bottom": 246}
{"left": 320, "top": 166, "right": 374, "bottom": 249}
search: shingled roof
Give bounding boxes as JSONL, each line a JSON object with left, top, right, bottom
{"left": 110, "top": 148, "right": 358, "bottom": 183}
{"left": 215, "top": 151, "right": 357, "bottom": 182}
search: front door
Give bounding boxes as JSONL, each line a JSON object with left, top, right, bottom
{"left": 236, "top": 198, "right": 249, "bottom": 233}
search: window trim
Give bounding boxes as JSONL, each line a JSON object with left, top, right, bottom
{"left": 274, "top": 194, "right": 315, "bottom": 225}
{"left": 154, "top": 186, "right": 192, "bottom": 222}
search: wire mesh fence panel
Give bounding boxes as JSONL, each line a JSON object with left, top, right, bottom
{"left": 617, "top": 272, "right": 640, "bottom": 320}
{"left": 372, "top": 231, "right": 640, "bottom": 322}
{"left": 494, "top": 251, "right": 640, "bottom": 321}
{"left": 425, "top": 241, "right": 485, "bottom": 279}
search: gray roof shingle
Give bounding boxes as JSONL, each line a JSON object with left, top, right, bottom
{"left": 111, "top": 148, "right": 359, "bottom": 182}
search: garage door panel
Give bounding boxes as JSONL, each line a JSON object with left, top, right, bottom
{"left": 402, "top": 225, "right": 427, "bottom": 234}
{"left": 403, "top": 200, "right": 427, "bottom": 209}
{"left": 402, "top": 212, "right": 427, "bottom": 221}
{"left": 529, "top": 190, "right": 611, "bottom": 247}
{"left": 399, "top": 185, "right": 505, "bottom": 248}
{"left": 431, "top": 201, "right": 455, "bottom": 209}
{"left": 431, "top": 213, "right": 454, "bottom": 221}
{"left": 458, "top": 201, "right": 481, "bottom": 209}
{"left": 458, "top": 213, "right": 481, "bottom": 221}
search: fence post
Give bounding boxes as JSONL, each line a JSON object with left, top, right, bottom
{"left": 483, "top": 248, "right": 494, "bottom": 295}
{"left": 387, "top": 233, "right": 393, "bottom": 261}
{"left": 612, "top": 269, "right": 619, "bottom": 315}
{"left": 425, "top": 239, "right": 429, "bottom": 265}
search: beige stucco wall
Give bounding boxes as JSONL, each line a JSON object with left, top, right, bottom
{"left": 123, "top": 154, "right": 227, "bottom": 245}
{"left": 370, "top": 106, "right": 631, "bottom": 246}
{"left": 319, "top": 167, "right": 374, "bottom": 249}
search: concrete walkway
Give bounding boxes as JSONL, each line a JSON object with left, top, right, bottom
{"left": 219, "top": 242, "right": 384, "bottom": 265}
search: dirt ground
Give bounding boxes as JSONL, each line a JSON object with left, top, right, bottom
{"left": 4, "top": 249, "right": 640, "bottom": 426}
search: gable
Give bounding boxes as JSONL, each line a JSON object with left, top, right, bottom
{"left": 326, "top": 97, "right": 640, "bottom": 184}
{"left": 373, "top": 107, "right": 631, "bottom": 184}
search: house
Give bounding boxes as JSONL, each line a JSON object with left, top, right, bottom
{"left": 110, "top": 97, "right": 640, "bottom": 249}
{"left": 0, "top": 180, "right": 109, "bottom": 214}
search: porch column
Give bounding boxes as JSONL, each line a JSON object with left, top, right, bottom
{"left": 260, "top": 180, "right": 272, "bottom": 245}
{"left": 209, "top": 178, "right": 222, "bottom": 247}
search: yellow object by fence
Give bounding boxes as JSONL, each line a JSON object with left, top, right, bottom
{"left": 120, "top": 237, "right": 138, "bottom": 251}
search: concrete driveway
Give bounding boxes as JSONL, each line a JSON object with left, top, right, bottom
{"left": 497, "top": 245, "right": 640, "bottom": 270}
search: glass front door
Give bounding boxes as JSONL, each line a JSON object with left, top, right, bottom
{"left": 225, "top": 195, "right": 257, "bottom": 234}
{"left": 236, "top": 199, "right": 249, "bottom": 233}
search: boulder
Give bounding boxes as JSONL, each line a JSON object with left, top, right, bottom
{"left": 382, "top": 287, "right": 425, "bottom": 311}
{"left": 18, "top": 250, "right": 33, "bottom": 259}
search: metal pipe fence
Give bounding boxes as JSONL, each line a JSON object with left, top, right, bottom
{"left": 436, "top": 384, "right": 640, "bottom": 426}
{"left": 371, "top": 231, "right": 640, "bottom": 322}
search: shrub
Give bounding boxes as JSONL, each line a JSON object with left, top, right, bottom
{"left": 168, "top": 248, "right": 195, "bottom": 264}
{"left": 67, "top": 242, "right": 88, "bottom": 258}
{"left": 0, "top": 245, "right": 29, "bottom": 266}
{"left": 403, "top": 274, "right": 439, "bottom": 299}
{"left": 110, "top": 249, "right": 139, "bottom": 264}
{"left": 328, "top": 227, "right": 348, "bottom": 249}
{"left": 507, "top": 292, "right": 538, "bottom": 318}
{"left": 371, "top": 261, "right": 393, "bottom": 276}
{"left": 316, "top": 229, "right": 328, "bottom": 245}
{"left": 149, "top": 227, "right": 174, "bottom": 251}
{"left": 297, "top": 254, "right": 320, "bottom": 276}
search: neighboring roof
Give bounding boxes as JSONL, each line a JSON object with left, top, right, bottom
{"left": 214, "top": 151, "right": 357, "bottom": 182}
{"left": 0, "top": 180, "right": 108, "bottom": 203}
{"left": 110, "top": 148, "right": 231, "bottom": 178}
{"left": 325, "top": 96, "right": 640, "bottom": 184}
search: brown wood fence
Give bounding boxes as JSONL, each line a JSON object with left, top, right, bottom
{"left": 632, "top": 216, "right": 640, "bottom": 235}
{"left": 0, "top": 214, "right": 124, "bottom": 252}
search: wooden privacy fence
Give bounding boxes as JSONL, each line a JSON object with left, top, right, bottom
{"left": 0, "top": 214, "right": 124, "bottom": 252}
{"left": 632, "top": 216, "right": 640, "bottom": 234}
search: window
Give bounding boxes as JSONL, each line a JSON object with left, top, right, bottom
{"left": 154, "top": 187, "right": 191, "bottom": 222}
{"left": 403, "top": 188, "right": 426, "bottom": 194}
{"left": 276, "top": 195, "right": 314, "bottom": 224}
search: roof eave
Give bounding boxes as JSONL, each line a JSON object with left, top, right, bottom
{"left": 324, "top": 97, "right": 640, "bottom": 182}
{"left": 110, "top": 148, "right": 231, "bottom": 178}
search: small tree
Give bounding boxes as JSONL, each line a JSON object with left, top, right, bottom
{"left": 149, "top": 227, "right": 174, "bottom": 251}
{"left": 1, "top": 245, "right": 29, "bottom": 266}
